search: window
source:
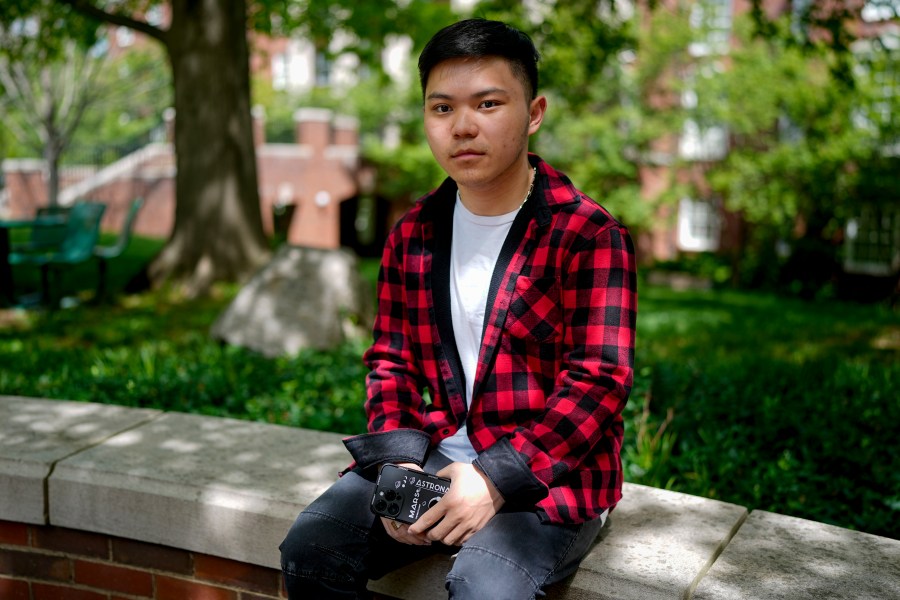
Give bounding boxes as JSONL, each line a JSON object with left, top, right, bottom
{"left": 844, "top": 207, "right": 900, "bottom": 276}
{"left": 678, "top": 198, "right": 721, "bottom": 252}
{"left": 146, "top": 6, "right": 165, "bottom": 27}
{"left": 862, "top": 1, "right": 899, "bottom": 23}
{"left": 271, "top": 43, "right": 311, "bottom": 92}
{"left": 778, "top": 114, "right": 804, "bottom": 144}
{"left": 272, "top": 52, "right": 287, "bottom": 91}
{"left": 315, "top": 50, "right": 333, "bottom": 87}
{"left": 871, "top": 50, "right": 898, "bottom": 134}
{"left": 791, "top": 0, "right": 812, "bottom": 38}
{"left": 689, "top": 0, "right": 732, "bottom": 57}
{"left": 679, "top": 71, "right": 729, "bottom": 160}
{"left": 679, "top": 119, "right": 729, "bottom": 160}
{"left": 853, "top": 35, "right": 899, "bottom": 152}
{"left": 115, "top": 26, "right": 134, "bottom": 48}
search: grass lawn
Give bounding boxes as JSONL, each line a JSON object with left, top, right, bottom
{"left": 1, "top": 237, "right": 897, "bottom": 539}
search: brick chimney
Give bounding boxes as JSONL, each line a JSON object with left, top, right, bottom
{"left": 294, "top": 108, "right": 333, "bottom": 156}
{"left": 163, "top": 107, "right": 176, "bottom": 143}
{"left": 252, "top": 104, "right": 266, "bottom": 147}
{"left": 333, "top": 115, "right": 359, "bottom": 147}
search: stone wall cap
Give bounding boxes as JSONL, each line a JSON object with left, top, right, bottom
{"left": 293, "top": 108, "right": 334, "bottom": 123}
{"left": 6, "top": 395, "right": 898, "bottom": 599}
{"left": 692, "top": 510, "right": 900, "bottom": 600}
{"left": 0, "top": 396, "right": 160, "bottom": 524}
{"left": 48, "top": 409, "right": 351, "bottom": 568}
{"left": 371, "top": 482, "right": 750, "bottom": 600}
{"left": 334, "top": 114, "right": 360, "bottom": 130}
{"left": 2, "top": 158, "right": 46, "bottom": 172}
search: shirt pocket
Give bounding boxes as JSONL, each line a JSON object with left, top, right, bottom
{"left": 505, "top": 275, "right": 563, "bottom": 343}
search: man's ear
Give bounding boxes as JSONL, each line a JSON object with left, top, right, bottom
{"left": 528, "top": 96, "right": 547, "bottom": 135}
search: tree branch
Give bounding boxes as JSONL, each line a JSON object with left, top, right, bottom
{"left": 57, "top": 0, "right": 169, "bottom": 46}
{"left": 61, "top": 45, "right": 105, "bottom": 142}
{"left": 2, "top": 62, "right": 44, "bottom": 135}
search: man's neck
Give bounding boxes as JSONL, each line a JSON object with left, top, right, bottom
{"left": 457, "top": 160, "right": 535, "bottom": 216}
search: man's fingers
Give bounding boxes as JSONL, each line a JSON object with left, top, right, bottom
{"left": 382, "top": 517, "right": 430, "bottom": 546}
{"left": 408, "top": 502, "right": 446, "bottom": 535}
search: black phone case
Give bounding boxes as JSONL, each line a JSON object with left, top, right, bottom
{"left": 371, "top": 464, "right": 451, "bottom": 524}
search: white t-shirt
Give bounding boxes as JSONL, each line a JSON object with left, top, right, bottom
{"left": 437, "top": 195, "right": 519, "bottom": 463}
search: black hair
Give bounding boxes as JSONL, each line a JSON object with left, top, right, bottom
{"left": 418, "top": 18, "right": 540, "bottom": 100}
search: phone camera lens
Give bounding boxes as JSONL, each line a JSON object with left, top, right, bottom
{"left": 374, "top": 499, "right": 387, "bottom": 512}
{"left": 387, "top": 502, "right": 400, "bottom": 516}
{"left": 384, "top": 490, "right": 397, "bottom": 501}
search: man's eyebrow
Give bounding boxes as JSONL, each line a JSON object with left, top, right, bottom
{"left": 425, "top": 87, "right": 511, "bottom": 101}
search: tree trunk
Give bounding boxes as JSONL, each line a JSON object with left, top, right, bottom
{"left": 44, "top": 142, "right": 61, "bottom": 207}
{"left": 148, "top": 0, "right": 269, "bottom": 296}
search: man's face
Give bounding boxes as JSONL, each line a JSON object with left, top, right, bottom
{"left": 423, "top": 56, "right": 545, "bottom": 196}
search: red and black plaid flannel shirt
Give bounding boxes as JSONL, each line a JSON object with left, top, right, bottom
{"left": 343, "top": 154, "right": 637, "bottom": 524}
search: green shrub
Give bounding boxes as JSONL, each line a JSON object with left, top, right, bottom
{"left": 627, "top": 285, "right": 899, "bottom": 539}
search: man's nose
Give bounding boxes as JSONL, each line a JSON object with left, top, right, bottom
{"left": 451, "top": 110, "right": 477, "bottom": 138}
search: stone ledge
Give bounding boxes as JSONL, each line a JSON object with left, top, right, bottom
{"left": 3, "top": 395, "right": 899, "bottom": 599}
{"left": 48, "top": 410, "right": 349, "bottom": 570}
{"left": 369, "top": 483, "right": 747, "bottom": 600}
{"left": 0, "top": 396, "right": 160, "bottom": 525}
{"left": 693, "top": 510, "right": 900, "bottom": 599}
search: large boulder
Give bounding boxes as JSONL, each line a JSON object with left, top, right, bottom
{"left": 211, "top": 245, "right": 372, "bottom": 357}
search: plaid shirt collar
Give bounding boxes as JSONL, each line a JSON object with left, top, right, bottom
{"left": 415, "top": 153, "right": 580, "bottom": 407}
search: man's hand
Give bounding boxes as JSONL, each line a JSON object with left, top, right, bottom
{"left": 379, "top": 462, "right": 432, "bottom": 546}
{"left": 408, "top": 462, "right": 505, "bottom": 546}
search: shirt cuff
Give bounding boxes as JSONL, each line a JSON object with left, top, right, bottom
{"left": 342, "top": 429, "right": 432, "bottom": 471}
{"left": 474, "top": 437, "right": 548, "bottom": 504}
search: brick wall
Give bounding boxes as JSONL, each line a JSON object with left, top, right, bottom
{"left": 0, "top": 520, "right": 286, "bottom": 600}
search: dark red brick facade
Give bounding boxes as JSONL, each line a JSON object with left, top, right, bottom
{"left": 0, "top": 520, "right": 286, "bottom": 600}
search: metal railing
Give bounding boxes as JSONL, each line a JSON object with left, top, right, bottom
{"left": 62, "top": 124, "right": 166, "bottom": 169}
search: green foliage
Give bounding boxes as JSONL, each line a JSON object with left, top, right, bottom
{"left": 0, "top": 0, "right": 101, "bottom": 59}
{"left": 628, "top": 285, "right": 900, "bottom": 538}
{"left": 0, "top": 1, "right": 107, "bottom": 161}
{"left": 0, "top": 293, "right": 370, "bottom": 434}
{"left": 696, "top": 14, "right": 900, "bottom": 297}
{"left": 68, "top": 44, "right": 172, "bottom": 160}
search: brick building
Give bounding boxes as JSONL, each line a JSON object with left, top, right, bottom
{"left": 637, "top": 0, "right": 898, "bottom": 290}
{"left": 1, "top": 107, "right": 361, "bottom": 251}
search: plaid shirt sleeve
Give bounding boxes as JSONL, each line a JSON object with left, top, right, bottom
{"left": 346, "top": 214, "right": 434, "bottom": 470}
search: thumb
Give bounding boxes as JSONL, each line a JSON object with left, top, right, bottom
{"left": 435, "top": 463, "right": 459, "bottom": 479}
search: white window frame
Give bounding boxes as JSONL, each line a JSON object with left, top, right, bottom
{"left": 844, "top": 206, "right": 900, "bottom": 276}
{"left": 689, "top": 0, "right": 733, "bottom": 57}
{"left": 315, "top": 50, "right": 333, "bottom": 87}
{"left": 851, "top": 34, "right": 900, "bottom": 154}
{"left": 679, "top": 65, "right": 729, "bottom": 160}
{"left": 677, "top": 197, "right": 721, "bottom": 252}
{"left": 679, "top": 119, "right": 729, "bottom": 160}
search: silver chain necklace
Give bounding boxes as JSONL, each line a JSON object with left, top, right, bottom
{"left": 519, "top": 167, "right": 537, "bottom": 209}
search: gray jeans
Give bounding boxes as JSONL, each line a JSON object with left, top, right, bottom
{"left": 279, "top": 452, "right": 606, "bottom": 599}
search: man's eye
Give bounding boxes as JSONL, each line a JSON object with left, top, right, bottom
{"left": 480, "top": 100, "right": 499, "bottom": 109}
{"left": 434, "top": 104, "right": 451, "bottom": 113}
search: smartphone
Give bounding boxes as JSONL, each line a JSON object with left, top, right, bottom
{"left": 371, "top": 463, "right": 451, "bottom": 524}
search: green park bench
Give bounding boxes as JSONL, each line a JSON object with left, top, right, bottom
{"left": 8, "top": 201, "right": 106, "bottom": 305}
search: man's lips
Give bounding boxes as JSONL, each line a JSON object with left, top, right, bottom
{"left": 451, "top": 149, "right": 485, "bottom": 159}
